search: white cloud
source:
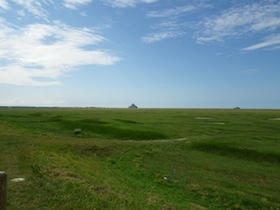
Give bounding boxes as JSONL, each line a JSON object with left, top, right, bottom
{"left": 102, "top": 0, "right": 157, "bottom": 8}
{"left": 63, "top": 0, "right": 92, "bottom": 10}
{"left": 142, "top": 31, "right": 182, "bottom": 44}
{"left": 0, "top": 65, "right": 62, "bottom": 86}
{"left": 242, "top": 34, "right": 280, "bottom": 51}
{"left": 0, "top": 20, "right": 120, "bottom": 86}
{"left": 0, "top": 0, "right": 9, "bottom": 10}
{"left": 195, "top": 1, "right": 280, "bottom": 43}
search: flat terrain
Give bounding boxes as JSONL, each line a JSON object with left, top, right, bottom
{"left": 0, "top": 108, "right": 279, "bottom": 209}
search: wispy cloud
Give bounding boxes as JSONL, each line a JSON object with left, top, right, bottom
{"left": 242, "top": 34, "right": 280, "bottom": 51}
{"left": 102, "top": 0, "right": 157, "bottom": 8}
{"left": 0, "top": 0, "right": 9, "bottom": 10}
{"left": 0, "top": 97, "right": 65, "bottom": 106}
{"left": 143, "top": 2, "right": 210, "bottom": 44}
{"left": 150, "top": 19, "right": 190, "bottom": 35}
{"left": 142, "top": 31, "right": 183, "bottom": 44}
{"left": 11, "top": 0, "right": 52, "bottom": 20}
{"left": 0, "top": 20, "right": 120, "bottom": 86}
{"left": 63, "top": 0, "right": 92, "bottom": 10}
{"left": 147, "top": 5, "right": 197, "bottom": 18}
{"left": 143, "top": 0, "right": 280, "bottom": 51}
{"left": 195, "top": 1, "right": 280, "bottom": 43}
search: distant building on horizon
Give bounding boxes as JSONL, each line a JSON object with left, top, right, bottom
{"left": 128, "top": 103, "right": 138, "bottom": 108}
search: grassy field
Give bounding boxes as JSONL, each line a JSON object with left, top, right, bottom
{"left": 0, "top": 108, "right": 279, "bottom": 209}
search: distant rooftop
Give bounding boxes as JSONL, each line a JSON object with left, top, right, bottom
{"left": 128, "top": 103, "right": 138, "bottom": 108}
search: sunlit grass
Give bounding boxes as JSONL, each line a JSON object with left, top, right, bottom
{"left": 0, "top": 108, "right": 280, "bottom": 209}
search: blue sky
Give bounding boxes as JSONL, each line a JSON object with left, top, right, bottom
{"left": 0, "top": 0, "right": 279, "bottom": 108}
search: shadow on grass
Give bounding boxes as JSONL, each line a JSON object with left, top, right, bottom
{"left": 114, "top": 119, "right": 142, "bottom": 124}
{"left": 60, "top": 120, "right": 167, "bottom": 140}
{"left": 191, "top": 142, "right": 280, "bottom": 164}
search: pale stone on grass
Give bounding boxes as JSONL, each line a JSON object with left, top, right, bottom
{"left": 11, "top": 178, "right": 25, "bottom": 182}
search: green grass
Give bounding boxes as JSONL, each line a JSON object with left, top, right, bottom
{"left": 0, "top": 108, "right": 280, "bottom": 209}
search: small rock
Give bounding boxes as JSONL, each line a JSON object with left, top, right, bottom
{"left": 73, "top": 128, "right": 82, "bottom": 135}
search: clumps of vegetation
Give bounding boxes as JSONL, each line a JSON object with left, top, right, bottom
{"left": 31, "top": 164, "right": 44, "bottom": 178}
